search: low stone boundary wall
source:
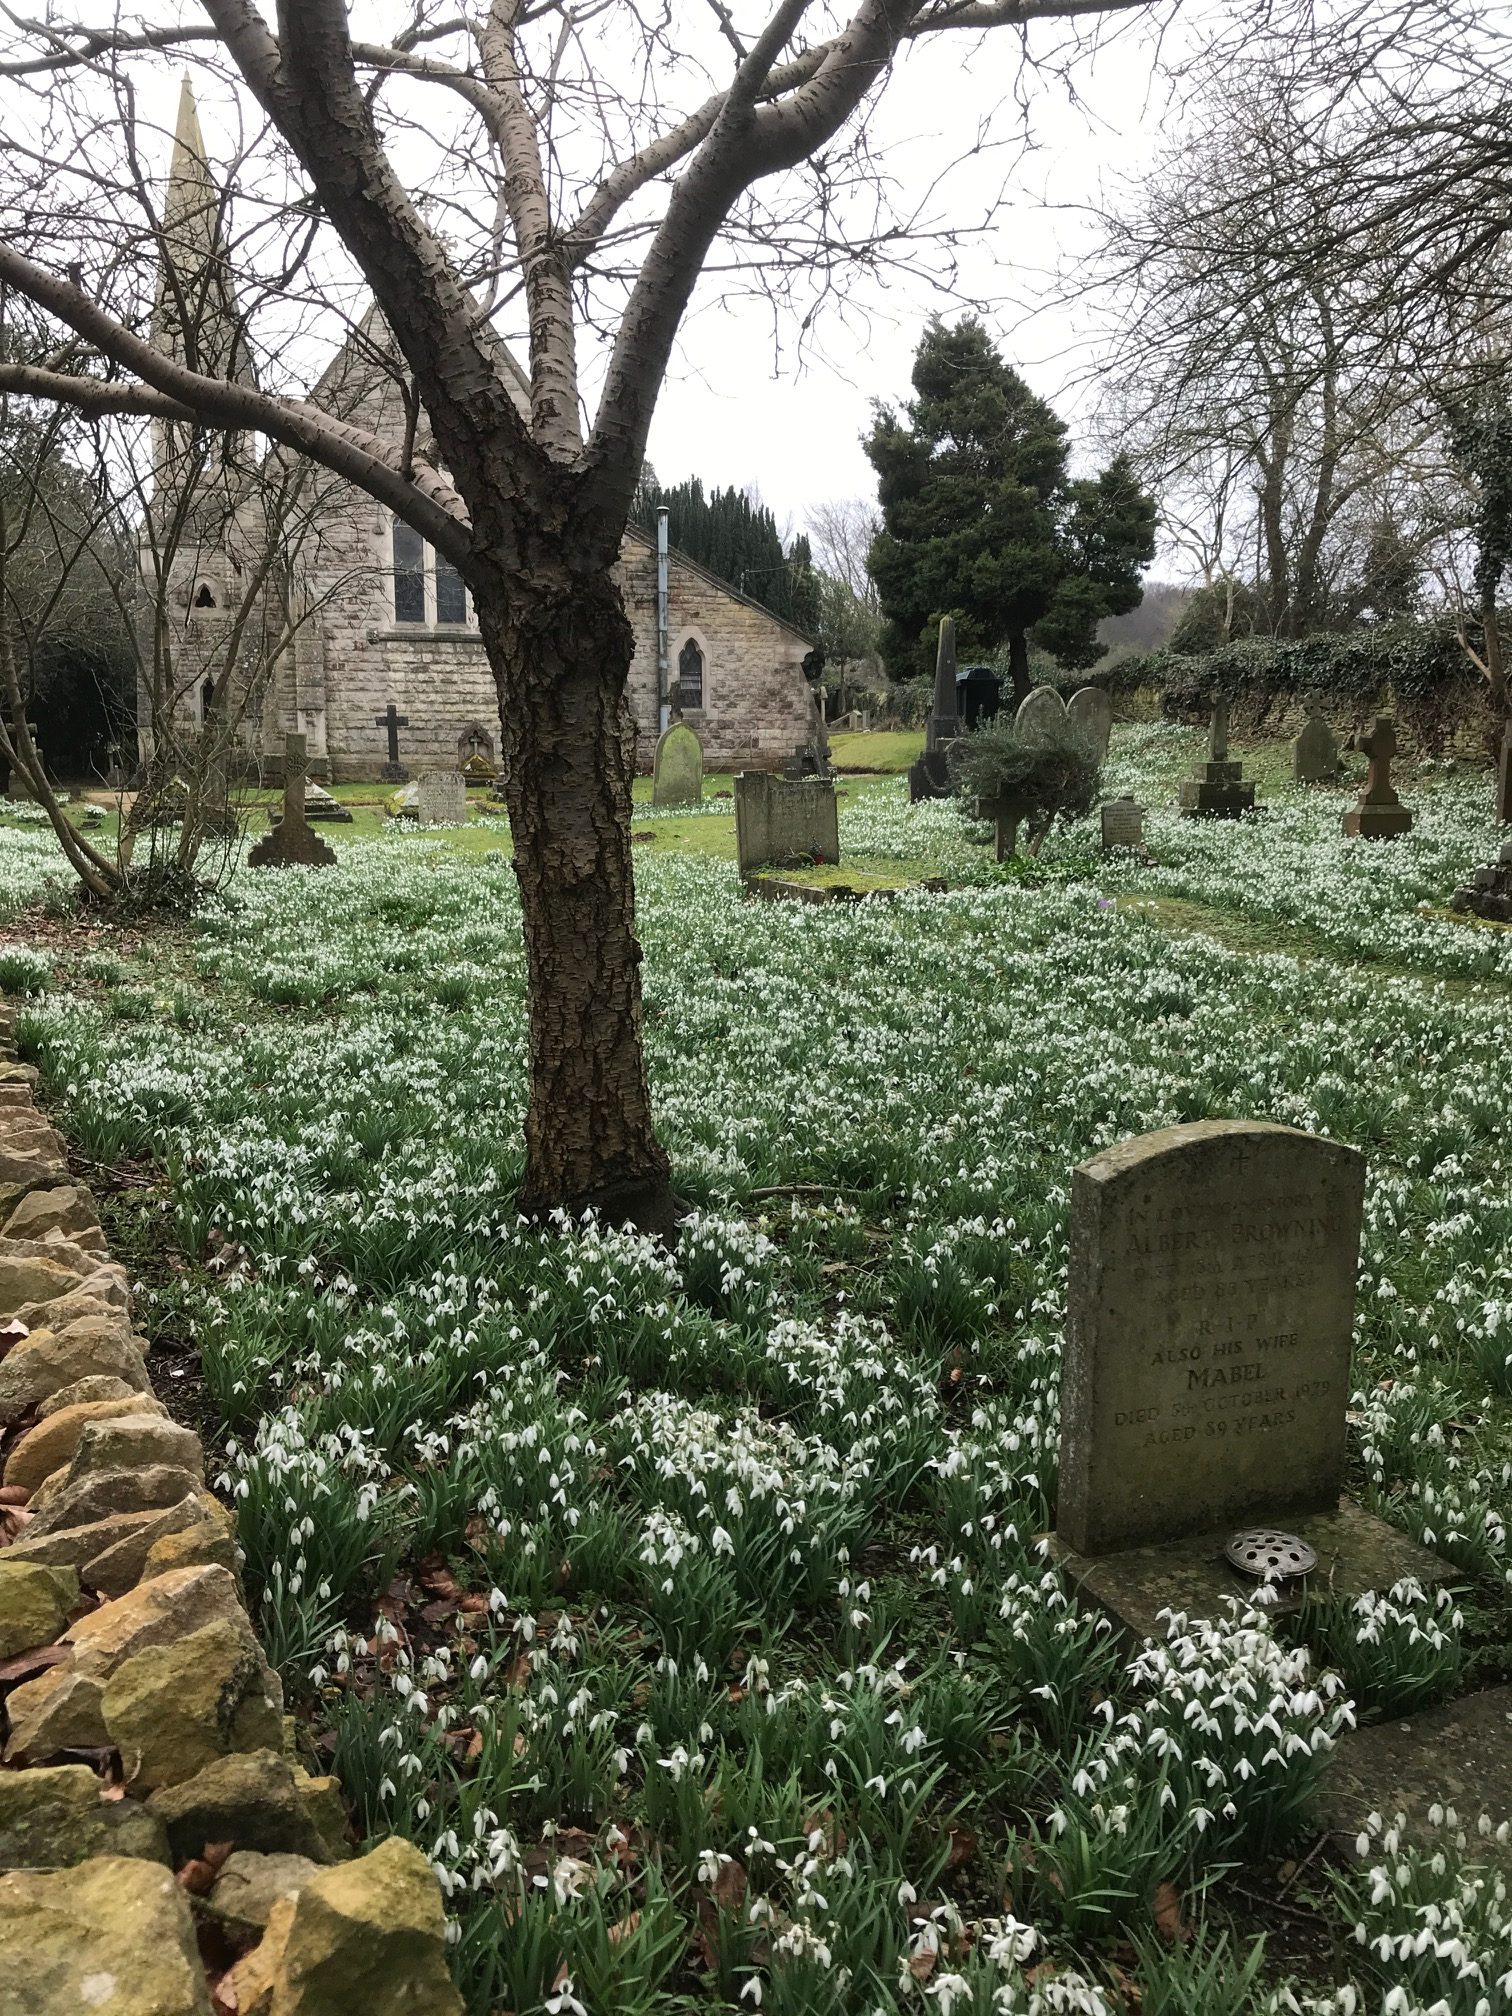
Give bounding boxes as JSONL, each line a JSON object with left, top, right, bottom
{"left": 0, "top": 990, "right": 461, "bottom": 2014}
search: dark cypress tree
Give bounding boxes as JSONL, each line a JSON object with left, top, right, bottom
{"left": 630, "top": 474, "right": 817, "bottom": 632}
{"left": 864, "top": 320, "right": 1156, "bottom": 698}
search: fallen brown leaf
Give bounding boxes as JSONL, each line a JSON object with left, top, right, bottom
{"left": 0, "top": 1642, "right": 68, "bottom": 1687}
{"left": 177, "top": 1858, "right": 219, "bottom": 1896}
{"left": 1152, "top": 1879, "right": 1190, "bottom": 1946}
{"left": 0, "top": 1485, "right": 31, "bottom": 1507}
{"left": 607, "top": 1909, "right": 642, "bottom": 1947}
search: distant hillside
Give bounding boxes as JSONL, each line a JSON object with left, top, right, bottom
{"left": 1098, "top": 581, "right": 1191, "bottom": 652}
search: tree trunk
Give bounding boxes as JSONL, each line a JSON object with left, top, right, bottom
{"left": 476, "top": 560, "right": 676, "bottom": 1237}
{"left": 1482, "top": 581, "right": 1508, "bottom": 763}
{"left": 1007, "top": 631, "right": 1031, "bottom": 708}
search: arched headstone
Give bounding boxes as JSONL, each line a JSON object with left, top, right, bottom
{"left": 652, "top": 721, "right": 704, "bottom": 808}
{"left": 1293, "top": 696, "right": 1340, "bottom": 784}
{"left": 1067, "top": 687, "right": 1113, "bottom": 761}
{"left": 1014, "top": 686, "right": 1067, "bottom": 740}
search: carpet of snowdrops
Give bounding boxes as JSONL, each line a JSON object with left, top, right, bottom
{"left": 1, "top": 723, "right": 1510, "bottom": 2016}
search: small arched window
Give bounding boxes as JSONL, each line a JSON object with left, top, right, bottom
{"left": 678, "top": 638, "right": 705, "bottom": 710}
{"left": 194, "top": 582, "right": 217, "bottom": 610}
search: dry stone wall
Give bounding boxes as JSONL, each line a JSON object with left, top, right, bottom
{"left": 0, "top": 992, "right": 460, "bottom": 2015}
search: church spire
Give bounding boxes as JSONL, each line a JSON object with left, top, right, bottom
{"left": 154, "top": 75, "right": 252, "bottom": 388}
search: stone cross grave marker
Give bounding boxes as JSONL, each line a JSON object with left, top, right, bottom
{"left": 734, "top": 771, "right": 839, "bottom": 874}
{"left": 1056, "top": 1119, "right": 1366, "bottom": 1557}
{"left": 249, "top": 733, "right": 336, "bottom": 868}
{"left": 1015, "top": 686, "right": 1068, "bottom": 740}
{"left": 375, "top": 702, "right": 410, "bottom": 783}
{"left": 415, "top": 771, "right": 469, "bottom": 826}
{"left": 1179, "top": 698, "right": 1256, "bottom": 818}
{"left": 1100, "top": 797, "right": 1144, "bottom": 853}
{"left": 1343, "top": 714, "right": 1412, "bottom": 838}
{"left": 1067, "top": 686, "right": 1113, "bottom": 762}
{"left": 653, "top": 721, "right": 704, "bottom": 808}
{"left": 1293, "top": 695, "right": 1341, "bottom": 784}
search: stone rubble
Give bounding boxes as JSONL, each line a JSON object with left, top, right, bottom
{"left": 0, "top": 989, "right": 461, "bottom": 2014}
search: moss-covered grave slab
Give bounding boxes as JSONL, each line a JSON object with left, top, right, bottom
{"left": 1049, "top": 1496, "right": 1451, "bottom": 1646}
{"left": 1319, "top": 1685, "right": 1512, "bottom": 1866}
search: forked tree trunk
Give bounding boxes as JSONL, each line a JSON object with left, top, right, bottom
{"left": 475, "top": 558, "right": 677, "bottom": 1237}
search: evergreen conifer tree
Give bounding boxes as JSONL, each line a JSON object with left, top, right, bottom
{"left": 864, "top": 320, "right": 1156, "bottom": 697}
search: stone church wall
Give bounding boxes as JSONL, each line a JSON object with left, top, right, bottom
{"left": 289, "top": 496, "right": 815, "bottom": 782}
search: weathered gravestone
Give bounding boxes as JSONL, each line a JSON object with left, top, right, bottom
{"left": 1053, "top": 1120, "right": 1447, "bottom": 1639}
{"left": 1100, "top": 797, "right": 1144, "bottom": 853}
{"left": 907, "top": 619, "right": 962, "bottom": 803}
{"left": 1292, "top": 695, "right": 1341, "bottom": 784}
{"left": 653, "top": 721, "right": 704, "bottom": 808}
{"left": 1015, "top": 685, "right": 1068, "bottom": 740}
{"left": 249, "top": 734, "right": 336, "bottom": 869}
{"left": 734, "top": 771, "right": 839, "bottom": 874}
{"left": 1179, "top": 699, "right": 1256, "bottom": 818}
{"left": 1067, "top": 686, "right": 1113, "bottom": 762}
{"left": 1449, "top": 837, "right": 1512, "bottom": 923}
{"left": 1497, "top": 722, "right": 1512, "bottom": 826}
{"left": 415, "top": 771, "right": 469, "bottom": 826}
{"left": 1342, "top": 714, "right": 1412, "bottom": 839}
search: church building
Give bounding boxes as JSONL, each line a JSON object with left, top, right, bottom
{"left": 147, "top": 85, "right": 818, "bottom": 784}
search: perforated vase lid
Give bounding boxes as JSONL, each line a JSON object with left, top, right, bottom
{"left": 1224, "top": 1528, "right": 1317, "bottom": 1582}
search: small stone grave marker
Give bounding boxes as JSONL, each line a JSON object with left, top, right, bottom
{"left": 414, "top": 771, "right": 468, "bottom": 827}
{"left": 1293, "top": 695, "right": 1340, "bottom": 784}
{"left": 653, "top": 721, "right": 704, "bottom": 807}
{"left": 734, "top": 771, "right": 839, "bottom": 874}
{"left": 1100, "top": 797, "right": 1144, "bottom": 852}
{"left": 1067, "top": 687, "right": 1113, "bottom": 761}
{"left": 1497, "top": 722, "right": 1511, "bottom": 826}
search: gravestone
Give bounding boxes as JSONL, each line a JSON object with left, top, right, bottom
{"left": 1449, "top": 837, "right": 1512, "bottom": 923}
{"left": 1015, "top": 686, "right": 1068, "bottom": 740}
{"left": 1067, "top": 686, "right": 1113, "bottom": 762}
{"left": 653, "top": 721, "right": 704, "bottom": 807}
{"left": 415, "top": 771, "right": 469, "bottom": 826}
{"left": 1342, "top": 714, "right": 1412, "bottom": 838}
{"left": 458, "top": 725, "right": 497, "bottom": 786}
{"left": 907, "top": 619, "right": 961, "bottom": 802}
{"left": 1179, "top": 699, "right": 1256, "bottom": 818}
{"left": 1497, "top": 723, "right": 1511, "bottom": 826}
{"left": 1293, "top": 695, "right": 1340, "bottom": 784}
{"left": 248, "top": 733, "right": 336, "bottom": 869}
{"left": 5, "top": 730, "right": 42, "bottom": 803}
{"left": 1057, "top": 1120, "right": 1366, "bottom": 1559}
{"left": 734, "top": 772, "right": 839, "bottom": 874}
{"left": 374, "top": 702, "right": 410, "bottom": 783}
{"left": 1100, "top": 797, "right": 1144, "bottom": 853}
{"left": 302, "top": 779, "right": 353, "bottom": 824}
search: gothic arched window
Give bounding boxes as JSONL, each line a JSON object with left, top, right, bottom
{"left": 392, "top": 519, "right": 426, "bottom": 624}
{"left": 194, "top": 582, "right": 217, "bottom": 609}
{"left": 435, "top": 550, "right": 467, "bottom": 625}
{"left": 677, "top": 638, "right": 705, "bottom": 710}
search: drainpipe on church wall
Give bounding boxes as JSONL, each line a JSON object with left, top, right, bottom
{"left": 655, "top": 507, "right": 670, "bottom": 735}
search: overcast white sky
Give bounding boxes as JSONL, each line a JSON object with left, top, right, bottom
{"left": 3, "top": 3, "right": 1192, "bottom": 548}
{"left": 640, "top": 13, "right": 1183, "bottom": 535}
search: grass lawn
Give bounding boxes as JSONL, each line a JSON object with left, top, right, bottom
{"left": 1, "top": 722, "right": 1510, "bottom": 2013}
